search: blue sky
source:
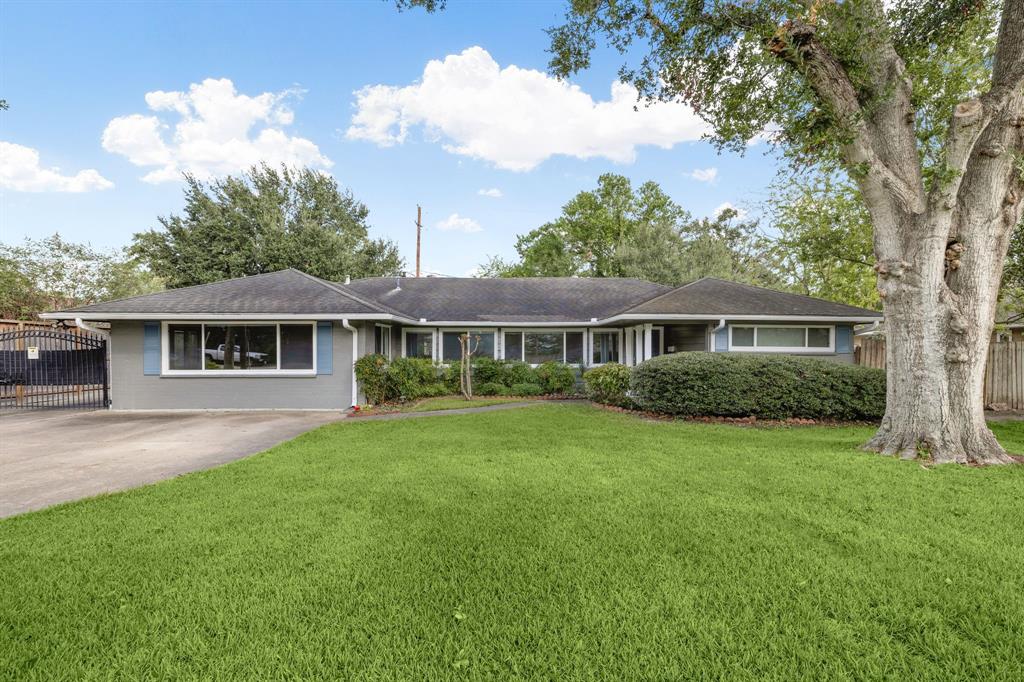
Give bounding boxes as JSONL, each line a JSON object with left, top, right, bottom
{"left": 1, "top": 0, "right": 778, "bottom": 277}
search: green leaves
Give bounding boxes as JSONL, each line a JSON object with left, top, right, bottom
{"left": 132, "top": 164, "right": 404, "bottom": 289}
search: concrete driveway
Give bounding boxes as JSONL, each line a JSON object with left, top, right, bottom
{"left": 0, "top": 410, "right": 346, "bottom": 518}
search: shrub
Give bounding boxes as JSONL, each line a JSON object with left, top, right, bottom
{"left": 583, "top": 362, "right": 632, "bottom": 407}
{"left": 477, "top": 382, "right": 510, "bottom": 396}
{"left": 472, "top": 357, "right": 505, "bottom": 385}
{"left": 535, "top": 361, "right": 577, "bottom": 395}
{"left": 630, "top": 352, "right": 886, "bottom": 420}
{"left": 354, "top": 354, "right": 391, "bottom": 405}
{"left": 499, "top": 361, "right": 539, "bottom": 387}
{"left": 387, "top": 357, "right": 439, "bottom": 400}
{"left": 510, "top": 383, "right": 543, "bottom": 396}
{"left": 413, "top": 383, "right": 450, "bottom": 399}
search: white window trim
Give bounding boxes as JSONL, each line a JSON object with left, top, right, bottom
{"left": 728, "top": 325, "right": 835, "bottom": 353}
{"left": 438, "top": 328, "right": 499, "bottom": 362}
{"left": 160, "top": 321, "right": 317, "bottom": 377}
{"left": 502, "top": 329, "right": 586, "bottom": 365}
{"left": 588, "top": 329, "right": 623, "bottom": 366}
{"left": 374, "top": 323, "right": 392, "bottom": 360}
{"left": 650, "top": 325, "right": 665, "bottom": 357}
{"left": 400, "top": 327, "right": 436, "bottom": 360}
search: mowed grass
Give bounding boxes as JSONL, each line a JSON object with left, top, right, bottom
{"left": 2, "top": 404, "right": 1023, "bottom": 680}
{"left": 408, "top": 396, "right": 530, "bottom": 412}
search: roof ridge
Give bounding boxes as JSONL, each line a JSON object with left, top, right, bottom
{"left": 287, "top": 269, "right": 413, "bottom": 319}
{"left": 604, "top": 277, "right": 704, "bottom": 317}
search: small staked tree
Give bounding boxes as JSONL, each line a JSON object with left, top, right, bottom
{"left": 458, "top": 333, "right": 479, "bottom": 399}
{"left": 537, "top": 0, "right": 1024, "bottom": 464}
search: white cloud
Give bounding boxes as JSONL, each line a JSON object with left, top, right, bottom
{"left": 346, "top": 46, "right": 710, "bottom": 171}
{"left": 435, "top": 213, "right": 482, "bottom": 233}
{"left": 0, "top": 142, "right": 113, "bottom": 192}
{"left": 477, "top": 187, "right": 502, "bottom": 198}
{"left": 688, "top": 167, "right": 718, "bottom": 183}
{"left": 713, "top": 202, "right": 748, "bottom": 219}
{"left": 102, "top": 78, "right": 331, "bottom": 183}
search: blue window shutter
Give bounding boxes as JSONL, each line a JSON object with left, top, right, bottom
{"left": 836, "top": 325, "right": 853, "bottom": 353}
{"left": 317, "top": 322, "right": 333, "bottom": 375}
{"left": 143, "top": 322, "right": 161, "bottom": 375}
{"left": 714, "top": 326, "right": 729, "bottom": 352}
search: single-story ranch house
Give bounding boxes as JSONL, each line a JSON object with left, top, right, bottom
{"left": 41, "top": 269, "right": 882, "bottom": 410}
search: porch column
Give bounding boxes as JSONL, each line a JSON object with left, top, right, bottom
{"left": 624, "top": 328, "right": 634, "bottom": 367}
{"left": 643, "top": 323, "right": 653, "bottom": 362}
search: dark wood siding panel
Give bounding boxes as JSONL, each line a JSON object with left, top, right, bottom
{"left": 665, "top": 324, "right": 708, "bottom": 353}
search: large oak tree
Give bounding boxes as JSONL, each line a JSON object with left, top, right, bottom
{"left": 540, "top": 0, "right": 1023, "bottom": 464}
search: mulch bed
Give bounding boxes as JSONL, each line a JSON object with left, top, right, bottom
{"left": 348, "top": 395, "right": 582, "bottom": 417}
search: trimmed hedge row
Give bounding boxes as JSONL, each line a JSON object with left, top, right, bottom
{"left": 628, "top": 352, "right": 886, "bottom": 420}
{"left": 354, "top": 354, "right": 579, "bottom": 404}
{"left": 582, "top": 363, "right": 633, "bottom": 407}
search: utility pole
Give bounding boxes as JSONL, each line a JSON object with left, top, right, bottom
{"left": 415, "top": 205, "right": 422, "bottom": 278}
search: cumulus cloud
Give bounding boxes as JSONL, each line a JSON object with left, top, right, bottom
{"left": 101, "top": 78, "right": 331, "bottom": 183}
{"left": 435, "top": 213, "right": 482, "bottom": 233}
{"left": 0, "top": 142, "right": 113, "bottom": 192}
{"left": 688, "top": 167, "right": 718, "bottom": 183}
{"left": 713, "top": 202, "right": 748, "bottom": 219}
{"left": 346, "top": 46, "right": 710, "bottom": 171}
{"left": 477, "top": 187, "right": 502, "bottom": 198}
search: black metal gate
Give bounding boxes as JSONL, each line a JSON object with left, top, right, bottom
{"left": 0, "top": 328, "right": 109, "bottom": 411}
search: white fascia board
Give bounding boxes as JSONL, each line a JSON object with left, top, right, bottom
{"left": 599, "top": 313, "right": 882, "bottom": 324}
{"left": 39, "top": 312, "right": 419, "bottom": 323}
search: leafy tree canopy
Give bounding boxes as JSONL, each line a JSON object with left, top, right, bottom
{"left": 132, "top": 164, "right": 404, "bottom": 288}
{"left": 479, "top": 173, "right": 777, "bottom": 286}
{"left": 0, "top": 234, "right": 162, "bottom": 319}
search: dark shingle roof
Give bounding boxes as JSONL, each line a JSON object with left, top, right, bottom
{"left": 621, "top": 278, "right": 882, "bottom": 318}
{"left": 52, "top": 269, "right": 386, "bottom": 315}
{"left": 45, "top": 269, "right": 881, "bottom": 321}
{"left": 343, "top": 277, "right": 672, "bottom": 322}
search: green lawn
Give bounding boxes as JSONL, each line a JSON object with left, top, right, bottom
{"left": 2, "top": 404, "right": 1023, "bottom": 679}
{"left": 407, "top": 396, "right": 531, "bottom": 412}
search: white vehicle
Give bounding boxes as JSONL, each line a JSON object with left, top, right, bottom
{"left": 205, "top": 344, "right": 268, "bottom": 365}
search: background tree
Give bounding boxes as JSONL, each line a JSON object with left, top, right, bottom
{"left": 541, "top": 0, "right": 1024, "bottom": 464}
{"left": 767, "top": 176, "right": 880, "bottom": 309}
{"left": 0, "top": 234, "right": 161, "bottom": 319}
{"left": 133, "top": 164, "right": 404, "bottom": 288}
{"left": 480, "top": 174, "right": 777, "bottom": 286}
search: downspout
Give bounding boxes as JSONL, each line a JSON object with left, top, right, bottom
{"left": 341, "top": 319, "right": 358, "bottom": 407}
{"left": 710, "top": 318, "right": 726, "bottom": 352}
{"left": 75, "top": 318, "right": 108, "bottom": 337}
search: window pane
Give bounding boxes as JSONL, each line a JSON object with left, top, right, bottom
{"left": 504, "top": 332, "right": 522, "bottom": 361}
{"left": 732, "top": 327, "right": 755, "bottom": 347}
{"left": 651, "top": 329, "right": 662, "bottom": 357}
{"left": 204, "top": 325, "right": 276, "bottom": 369}
{"left": 168, "top": 324, "right": 202, "bottom": 370}
{"left": 757, "top": 327, "right": 805, "bottom": 348}
{"left": 374, "top": 326, "right": 384, "bottom": 354}
{"left": 406, "top": 332, "right": 433, "bottom": 359}
{"left": 592, "top": 331, "right": 619, "bottom": 364}
{"left": 807, "top": 327, "right": 830, "bottom": 348}
{"left": 525, "top": 332, "right": 563, "bottom": 364}
{"left": 281, "top": 325, "right": 313, "bottom": 369}
{"left": 565, "top": 332, "right": 583, "bottom": 364}
{"left": 442, "top": 332, "right": 462, "bottom": 361}
{"left": 472, "top": 331, "right": 495, "bottom": 358}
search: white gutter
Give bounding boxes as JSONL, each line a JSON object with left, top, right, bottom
{"left": 711, "top": 318, "right": 726, "bottom": 333}
{"left": 40, "top": 312, "right": 420, "bottom": 323}
{"left": 341, "top": 319, "right": 358, "bottom": 407}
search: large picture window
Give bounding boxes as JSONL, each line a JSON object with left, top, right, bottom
{"left": 163, "top": 322, "right": 315, "bottom": 374}
{"left": 591, "top": 330, "right": 620, "bottom": 365}
{"left": 404, "top": 330, "right": 434, "bottom": 359}
{"left": 442, "top": 331, "right": 495, "bottom": 361}
{"left": 503, "top": 330, "right": 584, "bottom": 365}
{"left": 729, "top": 325, "right": 833, "bottom": 352}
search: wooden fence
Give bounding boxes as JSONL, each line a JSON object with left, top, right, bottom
{"left": 855, "top": 338, "right": 1024, "bottom": 410}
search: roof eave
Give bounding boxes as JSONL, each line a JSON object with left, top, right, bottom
{"left": 38, "top": 311, "right": 420, "bottom": 323}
